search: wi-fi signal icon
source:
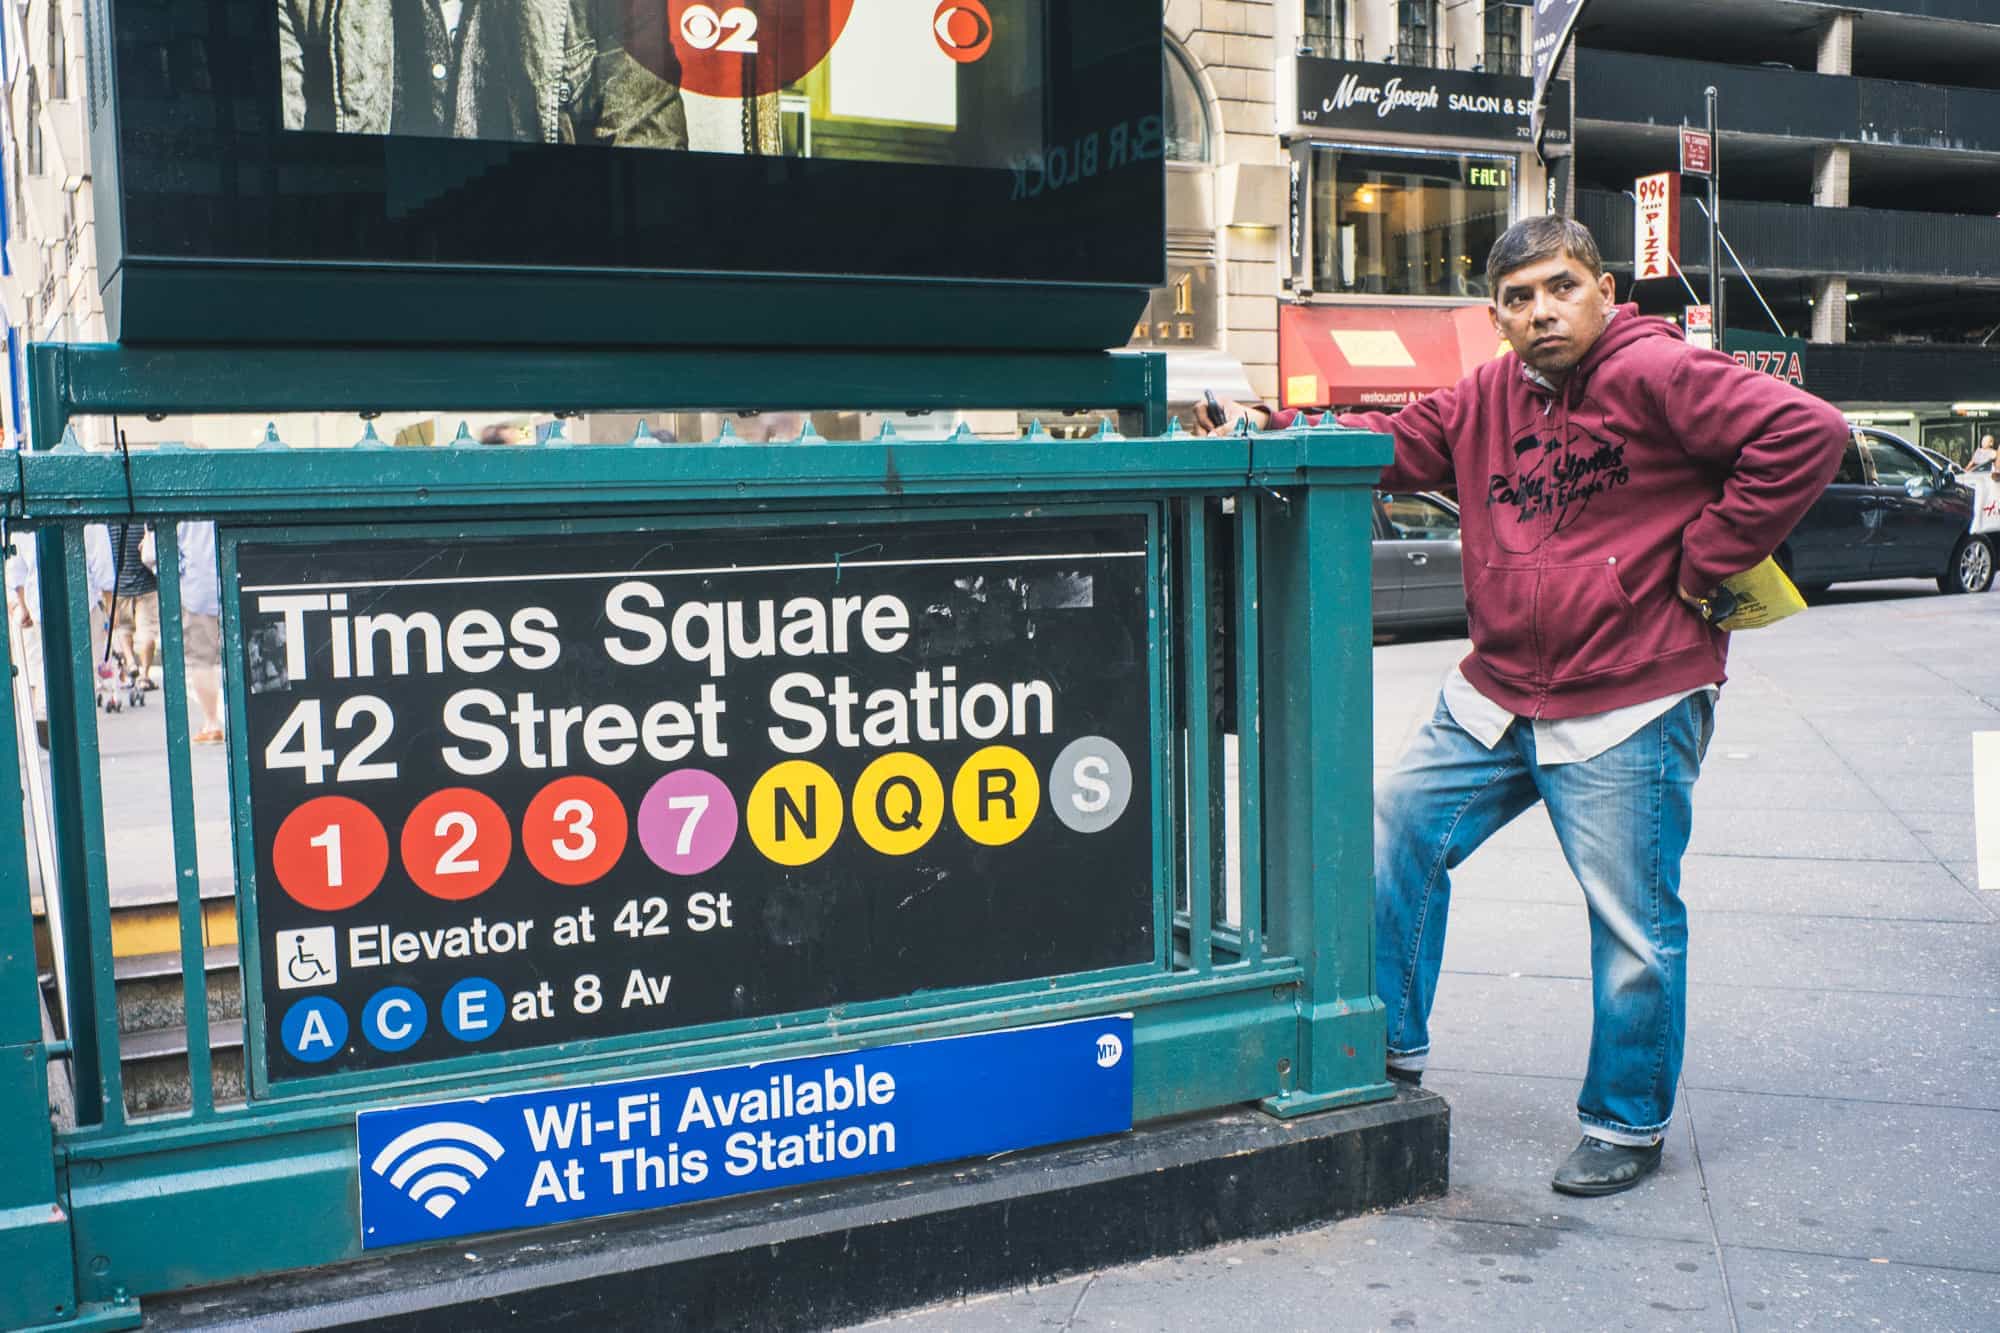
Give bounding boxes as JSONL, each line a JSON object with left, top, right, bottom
{"left": 369, "top": 1121, "right": 507, "bottom": 1220}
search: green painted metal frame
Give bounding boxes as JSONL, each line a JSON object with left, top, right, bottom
{"left": 0, "top": 526, "right": 90, "bottom": 1328}
{"left": 1, "top": 341, "right": 1392, "bottom": 1319}
{"left": 26, "top": 343, "right": 1172, "bottom": 443}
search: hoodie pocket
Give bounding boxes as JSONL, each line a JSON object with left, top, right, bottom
{"left": 1469, "top": 564, "right": 1543, "bottom": 682}
{"left": 1536, "top": 559, "right": 1649, "bottom": 679}
{"left": 1474, "top": 559, "right": 1648, "bottom": 684}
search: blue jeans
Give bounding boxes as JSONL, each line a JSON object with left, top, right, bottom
{"left": 1375, "top": 692, "right": 1712, "bottom": 1144}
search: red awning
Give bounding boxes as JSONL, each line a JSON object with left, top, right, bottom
{"left": 1278, "top": 304, "right": 1509, "bottom": 411}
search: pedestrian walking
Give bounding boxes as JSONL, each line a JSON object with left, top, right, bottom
{"left": 1202, "top": 216, "right": 1847, "bottom": 1196}
{"left": 107, "top": 521, "right": 160, "bottom": 691}
{"left": 7, "top": 525, "right": 118, "bottom": 741}
{"left": 177, "top": 521, "right": 226, "bottom": 743}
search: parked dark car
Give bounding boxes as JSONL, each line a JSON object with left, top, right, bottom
{"left": 1373, "top": 491, "right": 1466, "bottom": 630}
{"left": 1777, "top": 427, "right": 1993, "bottom": 597}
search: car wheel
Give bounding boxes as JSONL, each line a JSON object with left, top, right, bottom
{"left": 1939, "top": 535, "right": 1995, "bottom": 594}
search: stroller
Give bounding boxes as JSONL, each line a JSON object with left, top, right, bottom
{"left": 95, "top": 604, "right": 147, "bottom": 715}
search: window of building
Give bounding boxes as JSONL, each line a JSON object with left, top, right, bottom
{"left": 1483, "top": 1, "right": 1522, "bottom": 76}
{"left": 1397, "top": 0, "right": 1443, "bottom": 68}
{"left": 48, "top": 0, "right": 67, "bottom": 99}
{"left": 1302, "top": 0, "right": 1347, "bottom": 60}
{"left": 26, "top": 68, "right": 43, "bottom": 175}
{"left": 1308, "top": 147, "right": 1514, "bottom": 298}
{"left": 1163, "top": 41, "right": 1211, "bottom": 165}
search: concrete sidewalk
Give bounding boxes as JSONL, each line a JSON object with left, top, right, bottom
{"left": 866, "top": 581, "right": 2000, "bottom": 1331}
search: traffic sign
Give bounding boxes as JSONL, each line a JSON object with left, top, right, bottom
{"left": 1680, "top": 127, "right": 1713, "bottom": 177}
{"left": 1685, "top": 304, "right": 1714, "bottom": 350}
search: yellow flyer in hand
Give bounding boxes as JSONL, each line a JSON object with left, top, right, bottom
{"left": 1715, "top": 557, "right": 1808, "bottom": 631}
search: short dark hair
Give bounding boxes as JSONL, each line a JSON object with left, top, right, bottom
{"left": 1485, "top": 215, "right": 1604, "bottom": 297}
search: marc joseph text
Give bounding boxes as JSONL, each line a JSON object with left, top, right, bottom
{"left": 253, "top": 588, "right": 1060, "bottom": 782}
{"left": 517, "top": 1063, "right": 901, "bottom": 1205}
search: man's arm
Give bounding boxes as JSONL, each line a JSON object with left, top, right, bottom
{"left": 278, "top": 0, "right": 308, "bottom": 131}
{"left": 1336, "top": 390, "right": 1460, "bottom": 494}
{"left": 572, "top": 1, "right": 689, "bottom": 148}
{"left": 1662, "top": 347, "right": 1849, "bottom": 597}
{"left": 1210, "top": 389, "right": 1461, "bottom": 494}
{"left": 1240, "top": 390, "right": 1464, "bottom": 492}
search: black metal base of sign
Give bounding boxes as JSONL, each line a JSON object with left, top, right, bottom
{"left": 142, "top": 1093, "right": 1449, "bottom": 1331}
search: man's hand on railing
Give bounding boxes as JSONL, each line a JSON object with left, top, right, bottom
{"left": 1192, "top": 394, "right": 1270, "bottom": 437}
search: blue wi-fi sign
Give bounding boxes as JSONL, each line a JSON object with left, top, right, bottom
{"left": 356, "top": 1016, "right": 1134, "bottom": 1249}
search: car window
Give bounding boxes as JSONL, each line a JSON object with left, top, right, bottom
{"left": 1859, "top": 436, "right": 1929, "bottom": 488}
{"left": 1833, "top": 436, "right": 1867, "bottom": 485}
{"left": 1379, "top": 494, "right": 1460, "bottom": 541}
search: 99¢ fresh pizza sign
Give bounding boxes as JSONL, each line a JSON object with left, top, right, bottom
{"left": 236, "top": 518, "right": 1156, "bottom": 1081}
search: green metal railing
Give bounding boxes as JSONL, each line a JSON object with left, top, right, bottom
{"left": 0, "top": 343, "right": 1392, "bottom": 1327}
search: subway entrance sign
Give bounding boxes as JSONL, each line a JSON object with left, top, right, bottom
{"left": 234, "top": 515, "right": 1157, "bottom": 1084}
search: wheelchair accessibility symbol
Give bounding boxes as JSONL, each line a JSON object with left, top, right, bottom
{"left": 276, "top": 927, "right": 339, "bottom": 991}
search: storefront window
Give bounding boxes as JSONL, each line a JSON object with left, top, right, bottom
{"left": 1309, "top": 148, "right": 1514, "bottom": 299}
{"left": 1164, "top": 42, "right": 1211, "bottom": 164}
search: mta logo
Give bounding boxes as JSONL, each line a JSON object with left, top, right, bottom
{"left": 369, "top": 1121, "right": 506, "bottom": 1219}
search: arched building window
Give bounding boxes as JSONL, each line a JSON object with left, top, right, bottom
{"left": 1163, "top": 41, "right": 1212, "bottom": 165}
{"left": 49, "top": 1, "right": 69, "bottom": 100}
{"left": 26, "top": 70, "right": 44, "bottom": 176}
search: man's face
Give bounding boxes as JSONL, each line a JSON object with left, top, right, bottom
{"left": 1489, "top": 253, "right": 1618, "bottom": 381}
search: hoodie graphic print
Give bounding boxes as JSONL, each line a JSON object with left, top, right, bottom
{"left": 1320, "top": 306, "right": 1848, "bottom": 719}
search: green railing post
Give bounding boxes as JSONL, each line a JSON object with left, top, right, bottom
{"left": 0, "top": 550, "right": 85, "bottom": 1327}
{"left": 1252, "top": 427, "right": 1396, "bottom": 1116}
{"left": 36, "top": 526, "right": 115, "bottom": 1124}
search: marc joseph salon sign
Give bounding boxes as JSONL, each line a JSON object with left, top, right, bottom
{"left": 1296, "top": 57, "right": 1570, "bottom": 147}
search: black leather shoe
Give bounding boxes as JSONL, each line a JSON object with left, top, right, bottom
{"left": 1385, "top": 1065, "right": 1422, "bottom": 1088}
{"left": 1550, "top": 1135, "right": 1663, "bottom": 1197}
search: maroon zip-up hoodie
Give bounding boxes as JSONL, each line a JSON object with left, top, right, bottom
{"left": 1279, "top": 307, "right": 1848, "bottom": 718}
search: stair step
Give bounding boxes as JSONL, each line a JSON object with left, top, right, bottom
{"left": 122, "top": 1022, "right": 247, "bottom": 1064}
{"left": 100, "top": 898, "right": 239, "bottom": 958}
{"left": 114, "top": 943, "right": 240, "bottom": 983}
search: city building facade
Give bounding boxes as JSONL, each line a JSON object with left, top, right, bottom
{"left": 1140, "top": 0, "right": 1289, "bottom": 414}
{"left": 1272, "top": 0, "right": 1560, "bottom": 415}
{"left": 2, "top": 0, "right": 105, "bottom": 449}
{"left": 1570, "top": 0, "right": 2000, "bottom": 451}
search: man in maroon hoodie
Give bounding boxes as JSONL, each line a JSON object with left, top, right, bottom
{"left": 1206, "top": 216, "right": 1847, "bottom": 1196}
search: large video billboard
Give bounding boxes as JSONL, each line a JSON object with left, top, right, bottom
{"left": 280, "top": 3, "right": 1056, "bottom": 168}
{"left": 94, "top": 1, "right": 1166, "bottom": 347}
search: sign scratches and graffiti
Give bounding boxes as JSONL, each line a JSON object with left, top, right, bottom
{"left": 236, "top": 518, "right": 1156, "bottom": 1081}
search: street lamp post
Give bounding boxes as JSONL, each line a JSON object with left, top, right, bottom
{"left": 1706, "top": 85, "right": 1725, "bottom": 355}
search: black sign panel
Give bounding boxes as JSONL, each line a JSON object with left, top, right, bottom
{"left": 237, "top": 517, "right": 1156, "bottom": 1081}
{"left": 1296, "top": 57, "right": 1571, "bottom": 148}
